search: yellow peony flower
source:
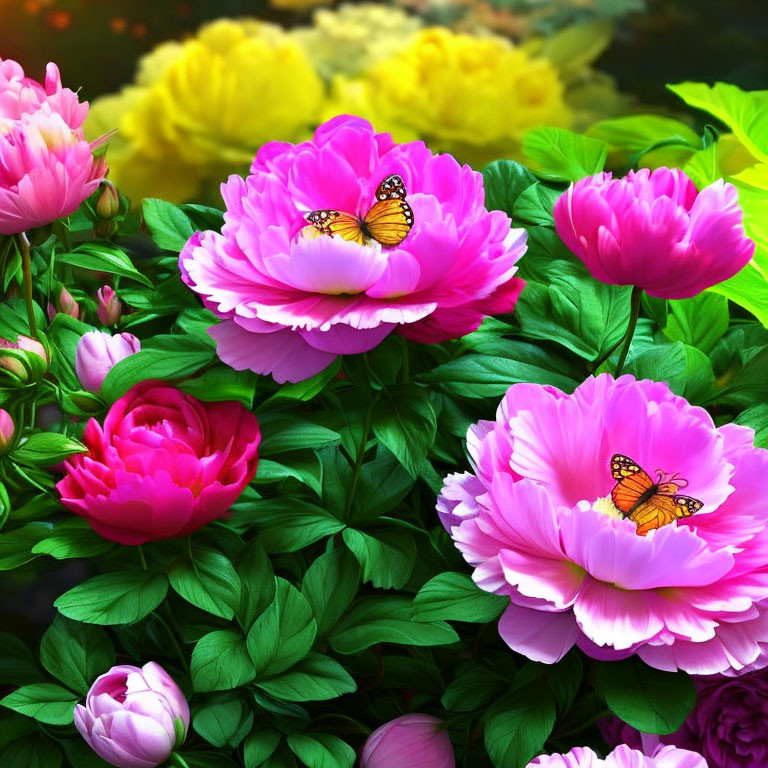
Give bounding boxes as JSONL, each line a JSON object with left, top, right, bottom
{"left": 326, "top": 27, "right": 572, "bottom": 166}
{"left": 86, "top": 19, "right": 325, "bottom": 203}
{"left": 291, "top": 3, "right": 423, "bottom": 78}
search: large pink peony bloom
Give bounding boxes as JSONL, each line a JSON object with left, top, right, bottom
{"left": 438, "top": 374, "right": 768, "bottom": 674}
{"left": 0, "top": 58, "right": 105, "bottom": 235}
{"left": 529, "top": 745, "right": 707, "bottom": 768}
{"left": 56, "top": 381, "right": 260, "bottom": 544}
{"left": 179, "top": 115, "right": 526, "bottom": 383}
{"left": 553, "top": 167, "right": 754, "bottom": 300}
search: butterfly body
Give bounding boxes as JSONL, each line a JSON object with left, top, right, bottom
{"left": 305, "top": 174, "right": 414, "bottom": 248}
{"left": 609, "top": 453, "right": 703, "bottom": 536}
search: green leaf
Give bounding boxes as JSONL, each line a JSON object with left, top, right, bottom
{"left": 330, "top": 596, "right": 459, "bottom": 655}
{"left": 442, "top": 667, "right": 507, "bottom": 712}
{"left": 419, "top": 340, "right": 580, "bottom": 398}
{"left": 244, "top": 729, "right": 282, "bottom": 768}
{"left": 413, "top": 572, "right": 509, "bottom": 623}
{"left": 484, "top": 689, "right": 556, "bottom": 768}
{"left": 57, "top": 243, "right": 152, "bottom": 287}
{"left": 246, "top": 578, "right": 317, "bottom": 678}
{"left": 178, "top": 367, "right": 257, "bottom": 408}
{"left": 0, "top": 735, "right": 61, "bottom": 768}
{"left": 663, "top": 294, "right": 729, "bottom": 353}
{"left": 586, "top": 114, "right": 699, "bottom": 154}
{"left": 735, "top": 403, "right": 768, "bottom": 448}
{"left": 193, "top": 692, "right": 253, "bottom": 748}
{"left": 371, "top": 386, "right": 437, "bottom": 477}
{"left": 0, "top": 683, "right": 78, "bottom": 725}
{"left": 0, "top": 523, "right": 51, "bottom": 571}
{"left": 101, "top": 334, "right": 216, "bottom": 403}
{"left": 256, "top": 654, "right": 357, "bottom": 703}
{"left": 143, "top": 198, "right": 196, "bottom": 252}
{"left": 342, "top": 528, "right": 416, "bottom": 590}
{"left": 169, "top": 547, "right": 241, "bottom": 620}
{"left": 597, "top": 657, "right": 696, "bottom": 734}
{"left": 512, "top": 183, "right": 560, "bottom": 226}
{"left": 259, "top": 417, "right": 341, "bottom": 456}
{"left": 11, "top": 433, "right": 86, "bottom": 467}
{"left": 482, "top": 160, "right": 537, "bottom": 216}
{"left": 287, "top": 733, "right": 355, "bottom": 768}
{"left": 522, "top": 127, "right": 608, "bottom": 182}
{"left": 302, "top": 549, "right": 360, "bottom": 637}
{"left": 55, "top": 571, "right": 168, "bottom": 625}
{"left": 0, "top": 633, "right": 44, "bottom": 685}
{"left": 61, "top": 739, "right": 115, "bottom": 768}
{"left": 259, "top": 360, "right": 341, "bottom": 407}
{"left": 191, "top": 630, "right": 256, "bottom": 693}
{"left": 236, "top": 540, "right": 275, "bottom": 631}
{"left": 351, "top": 453, "right": 415, "bottom": 523}
{"left": 40, "top": 616, "right": 114, "bottom": 695}
{"left": 31, "top": 520, "right": 113, "bottom": 560}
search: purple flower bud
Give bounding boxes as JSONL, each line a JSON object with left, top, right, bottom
{"left": 0, "top": 409, "right": 14, "bottom": 453}
{"left": 75, "top": 330, "right": 140, "bottom": 392}
{"left": 97, "top": 285, "right": 122, "bottom": 326}
{"left": 361, "top": 714, "right": 455, "bottom": 768}
{"left": 74, "top": 662, "right": 189, "bottom": 768}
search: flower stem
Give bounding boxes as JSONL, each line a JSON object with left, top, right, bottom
{"left": 137, "top": 544, "right": 148, "bottom": 571}
{"left": 18, "top": 233, "right": 37, "bottom": 337}
{"left": 614, "top": 286, "right": 643, "bottom": 377}
{"left": 169, "top": 753, "right": 191, "bottom": 768}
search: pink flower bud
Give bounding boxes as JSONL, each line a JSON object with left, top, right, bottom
{"left": 74, "top": 662, "right": 189, "bottom": 768}
{"left": 48, "top": 286, "right": 79, "bottom": 321}
{"left": 0, "top": 409, "right": 14, "bottom": 453}
{"left": 361, "top": 715, "right": 455, "bottom": 768}
{"left": 75, "top": 330, "right": 140, "bottom": 392}
{"left": 0, "top": 334, "right": 48, "bottom": 381}
{"left": 96, "top": 285, "right": 122, "bottom": 326}
{"left": 95, "top": 180, "right": 120, "bottom": 220}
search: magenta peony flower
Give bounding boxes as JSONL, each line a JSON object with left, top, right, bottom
{"left": 97, "top": 285, "right": 122, "bottom": 325}
{"left": 179, "top": 115, "right": 526, "bottom": 383}
{"left": 553, "top": 167, "right": 754, "bottom": 299}
{"left": 361, "top": 714, "right": 455, "bottom": 768}
{"left": 602, "top": 669, "right": 768, "bottom": 768}
{"left": 56, "top": 381, "right": 261, "bottom": 544}
{"left": 438, "top": 373, "right": 768, "bottom": 674}
{"left": 529, "top": 745, "right": 707, "bottom": 768}
{"left": 74, "top": 662, "right": 189, "bottom": 768}
{"left": 75, "top": 330, "right": 140, "bottom": 392}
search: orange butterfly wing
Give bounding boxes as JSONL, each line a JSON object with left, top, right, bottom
{"left": 629, "top": 495, "right": 702, "bottom": 537}
{"left": 363, "top": 198, "right": 414, "bottom": 247}
{"left": 610, "top": 454, "right": 654, "bottom": 514}
{"left": 305, "top": 210, "right": 366, "bottom": 245}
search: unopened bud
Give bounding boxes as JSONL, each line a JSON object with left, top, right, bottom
{"left": 0, "top": 409, "right": 14, "bottom": 454}
{"left": 48, "top": 286, "right": 79, "bottom": 321}
{"left": 95, "top": 181, "right": 120, "bottom": 220}
{"left": 93, "top": 219, "right": 118, "bottom": 239}
{"left": 0, "top": 335, "right": 49, "bottom": 383}
{"left": 96, "top": 285, "right": 122, "bottom": 326}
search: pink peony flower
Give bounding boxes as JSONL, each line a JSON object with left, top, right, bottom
{"left": 56, "top": 381, "right": 261, "bottom": 544}
{"left": 74, "top": 661, "right": 189, "bottom": 768}
{"left": 96, "top": 285, "right": 122, "bottom": 326}
{"left": 75, "top": 330, "right": 141, "bottom": 392}
{"left": 361, "top": 714, "right": 455, "bottom": 768}
{"left": 179, "top": 115, "right": 526, "bottom": 383}
{"left": 0, "top": 408, "right": 14, "bottom": 453}
{"left": 529, "top": 745, "right": 707, "bottom": 768}
{"left": 553, "top": 167, "right": 754, "bottom": 299}
{"left": 601, "top": 669, "right": 768, "bottom": 768}
{"left": 438, "top": 373, "right": 768, "bottom": 674}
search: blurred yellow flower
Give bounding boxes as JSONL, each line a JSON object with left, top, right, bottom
{"left": 326, "top": 27, "right": 572, "bottom": 166}
{"left": 86, "top": 19, "right": 325, "bottom": 203}
{"left": 291, "top": 3, "right": 423, "bottom": 78}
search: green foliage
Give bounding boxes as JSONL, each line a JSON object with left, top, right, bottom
{"left": 522, "top": 127, "right": 608, "bottom": 182}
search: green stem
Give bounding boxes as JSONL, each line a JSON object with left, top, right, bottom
{"left": 137, "top": 544, "right": 148, "bottom": 571}
{"left": 155, "top": 610, "right": 190, "bottom": 674}
{"left": 168, "top": 753, "right": 191, "bottom": 768}
{"left": 18, "top": 233, "right": 37, "bottom": 337}
{"left": 344, "top": 393, "right": 379, "bottom": 518}
{"left": 614, "top": 286, "right": 643, "bottom": 377}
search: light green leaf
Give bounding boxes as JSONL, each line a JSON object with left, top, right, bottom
{"left": 143, "top": 198, "right": 196, "bottom": 252}
{"left": 57, "top": 243, "right": 152, "bottom": 288}
{"left": 0, "top": 683, "right": 78, "bottom": 725}
{"left": 193, "top": 692, "right": 253, "bottom": 749}
{"left": 287, "top": 733, "right": 355, "bottom": 768}
{"left": 32, "top": 520, "right": 113, "bottom": 560}
{"left": 413, "top": 572, "right": 509, "bottom": 623}
{"left": 522, "top": 127, "right": 608, "bottom": 182}
{"left": 11, "top": 433, "right": 86, "bottom": 467}
{"left": 342, "top": 528, "right": 416, "bottom": 590}
{"left": 191, "top": 630, "right": 255, "bottom": 693}
{"left": 169, "top": 547, "right": 241, "bottom": 620}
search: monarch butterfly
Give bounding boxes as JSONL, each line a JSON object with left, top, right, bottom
{"left": 305, "top": 174, "right": 414, "bottom": 247}
{"left": 609, "top": 454, "right": 703, "bottom": 536}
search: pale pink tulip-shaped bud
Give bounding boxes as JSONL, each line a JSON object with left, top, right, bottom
{"left": 361, "top": 715, "right": 455, "bottom": 768}
{"left": 96, "top": 285, "right": 122, "bottom": 326}
{"left": 74, "top": 662, "right": 189, "bottom": 768}
{"left": 0, "top": 409, "right": 14, "bottom": 453}
{"left": 75, "top": 330, "right": 140, "bottom": 392}
{"left": 553, "top": 167, "right": 755, "bottom": 300}
{"left": 48, "top": 285, "right": 80, "bottom": 321}
{"left": 0, "top": 334, "right": 48, "bottom": 381}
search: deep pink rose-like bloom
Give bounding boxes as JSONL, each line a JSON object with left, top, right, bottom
{"left": 179, "top": 115, "right": 526, "bottom": 383}
{"left": 75, "top": 330, "right": 141, "bottom": 393}
{"left": 56, "top": 381, "right": 261, "bottom": 544}
{"left": 601, "top": 670, "right": 768, "bottom": 768}
{"left": 529, "top": 745, "right": 707, "bottom": 768}
{"left": 361, "top": 714, "right": 455, "bottom": 768}
{"left": 438, "top": 373, "right": 768, "bottom": 674}
{"left": 553, "top": 167, "right": 754, "bottom": 300}
{"left": 0, "top": 58, "right": 106, "bottom": 235}
{"left": 74, "top": 662, "right": 189, "bottom": 768}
